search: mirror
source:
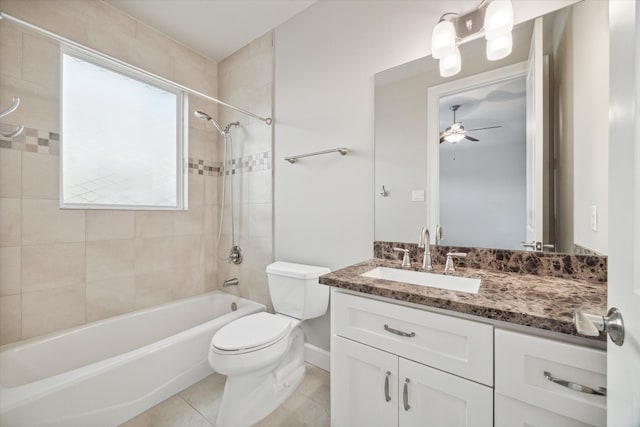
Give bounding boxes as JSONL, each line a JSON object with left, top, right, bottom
{"left": 374, "top": 1, "right": 609, "bottom": 255}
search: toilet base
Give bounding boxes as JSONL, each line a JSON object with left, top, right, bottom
{"left": 215, "top": 327, "right": 305, "bottom": 427}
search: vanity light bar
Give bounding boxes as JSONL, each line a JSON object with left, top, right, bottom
{"left": 431, "top": 0, "right": 514, "bottom": 77}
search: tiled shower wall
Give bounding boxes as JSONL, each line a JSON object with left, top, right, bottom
{"left": 0, "top": 0, "right": 222, "bottom": 345}
{"left": 215, "top": 32, "right": 274, "bottom": 310}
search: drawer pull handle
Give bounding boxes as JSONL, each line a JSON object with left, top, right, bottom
{"left": 384, "top": 371, "right": 391, "bottom": 402}
{"left": 384, "top": 324, "right": 416, "bottom": 338}
{"left": 403, "top": 378, "right": 411, "bottom": 411}
{"left": 544, "top": 371, "right": 607, "bottom": 396}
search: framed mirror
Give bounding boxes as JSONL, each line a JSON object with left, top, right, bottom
{"left": 374, "top": 1, "right": 608, "bottom": 255}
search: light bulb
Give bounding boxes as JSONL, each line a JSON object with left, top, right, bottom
{"left": 439, "top": 47, "right": 461, "bottom": 77}
{"left": 484, "top": 0, "right": 514, "bottom": 40}
{"left": 431, "top": 20, "right": 457, "bottom": 59}
{"left": 444, "top": 133, "right": 465, "bottom": 143}
{"left": 486, "top": 33, "right": 512, "bottom": 61}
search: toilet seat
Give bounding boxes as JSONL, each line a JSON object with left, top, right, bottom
{"left": 212, "top": 312, "right": 291, "bottom": 354}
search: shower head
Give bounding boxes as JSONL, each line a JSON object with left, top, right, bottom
{"left": 194, "top": 110, "right": 226, "bottom": 136}
{"left": 194, "top": 110, "right": 211, "bottom": 121}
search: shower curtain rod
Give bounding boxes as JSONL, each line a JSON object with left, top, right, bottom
{"left": 0, "top": 12, "right": 273, "bottom": 126}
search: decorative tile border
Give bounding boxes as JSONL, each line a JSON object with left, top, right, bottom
{"left": 1, "top": 125, "right": 272, "bottom": 177}
{"left": 374, "top": 241, "right": 608, "bottom": 282}
{"left": 0, "top": 124, "right": 60, "bottom": 155}
{"left": 188, "top": 151, "right": 272, "bottom": 176}
{"left": 187, "top": 158, "right": 220, "bottom": 176}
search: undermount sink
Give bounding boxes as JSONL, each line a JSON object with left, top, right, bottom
{"left": 360, "top": 267, "right": 481, "bottom": 294}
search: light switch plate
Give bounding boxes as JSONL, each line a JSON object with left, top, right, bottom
{"left": 591, "top": 205, "right": 598, "bottom": 231}
{"left": 412, "top": 190, "right": 425, "bottom": 202}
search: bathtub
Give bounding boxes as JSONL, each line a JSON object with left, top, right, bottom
{"left": 0, "top": 290, "right": 265, "bottom": 427}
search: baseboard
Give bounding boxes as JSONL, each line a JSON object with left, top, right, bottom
{"left": 304, "top": 343, "right": 330, "bottom": 372}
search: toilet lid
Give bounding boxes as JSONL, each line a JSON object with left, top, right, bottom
{"left": 212, "top": 312, "right": 291, "bottom": 351}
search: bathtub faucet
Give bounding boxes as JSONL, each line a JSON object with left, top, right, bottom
{"left": 223, "top": 278, "right": 239, "bottom": 287}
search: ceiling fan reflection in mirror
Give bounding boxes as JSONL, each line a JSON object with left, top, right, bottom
{"left": 439, "top": 104, "right": 502, "bottom": 143}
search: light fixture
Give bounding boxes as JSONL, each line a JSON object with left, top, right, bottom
{"left": 431, "top": 20, "right": 456, "bottom": 59}
{"left": 484, "top": 0, "right": 514, "bottom": 40}
{"left": 486, "top": 32, "right": 512, "bottom": 60}
{"left": 431, "top": 0, "right": 514, "bottom": 77}
{"left": 444, "top": 132, "right": 465, "bottom": 143}
{"left": 439, "top": 47, "right": 461, "bottom": 77}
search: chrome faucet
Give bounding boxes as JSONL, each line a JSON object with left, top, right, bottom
{"left": 435, "top": 225, "right": 443, "bottom": 245}
{"left": 417, "top": 227, "right": 433, "bottom": 270}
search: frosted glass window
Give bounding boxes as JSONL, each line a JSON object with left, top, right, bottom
{"left": 61, "top": 51, "right": 185, "bottom": 209}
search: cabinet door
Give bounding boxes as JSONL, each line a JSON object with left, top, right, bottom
{"left": 331, "top": 336, "right": 398, "bottom": 427}
{"left": 398, "top": 358, "right": 493, "bottom": 427}
{"left": 495, "top": 394, "right": 595, "bottom": 427}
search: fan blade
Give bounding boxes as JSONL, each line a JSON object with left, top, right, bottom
{"left": 465, "top": 135, "right": 480, "bottom": 142}
{"left": 465, "top": 125, "right": 502, "bottom": 132}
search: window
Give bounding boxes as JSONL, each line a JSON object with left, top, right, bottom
{"left": 61, "top": 49, "right": 186, "bottom": 209}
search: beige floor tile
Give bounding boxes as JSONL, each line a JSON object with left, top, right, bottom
{"left": 253, "top": 405, "right": 304, "bottom": 427}
{"left": 127, "top": 365, "right": 330, "bottom": 427}
{"left": 297, "top": 365, "right": 331, "bottom": 408}
{"left": 179, "top": 373, "right": 226, "bottom": 424}
{"left": 120, "top": 395, "right": 213, "bottom": 427}
{"left": 281, "top": 391, "right": 330, "bottom": 427}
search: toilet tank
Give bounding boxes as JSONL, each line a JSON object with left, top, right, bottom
{"left": 266, "top": 262, "right": 331, "bottom": 320}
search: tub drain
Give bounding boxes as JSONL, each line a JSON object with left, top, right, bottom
{"left": 231, "top": 302, "right": 237, "bottom": 312}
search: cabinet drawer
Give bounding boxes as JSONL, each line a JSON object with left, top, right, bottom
{"left": 495, "top": 394, "right": 598, "bottom": 427}
{"left": 495, "top": 329, "right": 606, "bottom": 426}
{"left": 333, "top": 291, "right": 493, "bottom": 386}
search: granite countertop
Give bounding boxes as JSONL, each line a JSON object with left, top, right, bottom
{"left": 319, "top": 258, "right": 608, "bottom": 341}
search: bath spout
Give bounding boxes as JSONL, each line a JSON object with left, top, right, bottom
{"left": 223, "top": 278, "right": 239, "bottom": 287}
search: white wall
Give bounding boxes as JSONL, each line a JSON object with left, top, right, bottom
{"left": 571, "top": 0, "right": 609, "bottom": 254}
{"left": 273, "top": 0, "right": 578, "bottom": 351}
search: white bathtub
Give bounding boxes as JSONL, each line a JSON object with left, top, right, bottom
{"left": 0, "top": 290, "right": 265, "bottom": 427}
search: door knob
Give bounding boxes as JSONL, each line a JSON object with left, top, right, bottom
{"left": 574, "top": 307, "right": 625, "bottom": 346}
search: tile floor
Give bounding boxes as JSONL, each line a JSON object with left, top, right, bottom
{"left": 120, "top": 364, "right": 330, "bottom": 427}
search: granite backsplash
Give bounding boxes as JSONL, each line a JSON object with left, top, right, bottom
{"left": 374, "top": 241, "right": 607, "bottom": 283}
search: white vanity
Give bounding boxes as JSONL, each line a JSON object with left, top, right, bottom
{"left": 324, "top": 257, "right": 607, "bottom": 427}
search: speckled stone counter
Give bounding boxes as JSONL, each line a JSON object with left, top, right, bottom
{"left": 320, "top": 258, "right": 608, "bottom": 342}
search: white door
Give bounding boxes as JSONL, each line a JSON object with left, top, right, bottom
{"left": 607, "top": 1, "right": 640, "bottom": 426}
{"left": 398, "top": 358, "right": 493, "bottom": 427}
{"left": 525, "top": 17, "right": 552, "bottom": 251}
{"left": 331, "top": 336, "right": 398, "bottom": 427}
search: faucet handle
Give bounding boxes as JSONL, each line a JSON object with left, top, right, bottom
{"left": 393, "top": 247, "right": 411, "bottom": 267}
{"left": 444, "top": 252, "right": 466, "bottom": 273}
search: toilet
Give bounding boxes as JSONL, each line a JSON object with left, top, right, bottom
{"left": 208, "top": 261, "right": 330, "bottom": 426}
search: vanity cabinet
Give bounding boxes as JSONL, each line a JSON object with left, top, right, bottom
{"left": 494, "top": 329, "right": 606, "bottom": 427}
{"left": 331, "top": 291, "right": 493, "bottom": 427}
{"left": 330, "top": 290, "right": 608, "bottom": 427}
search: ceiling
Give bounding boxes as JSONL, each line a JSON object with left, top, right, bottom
{"left": 105, "top": 0, "right": 316, "bottom": 61}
